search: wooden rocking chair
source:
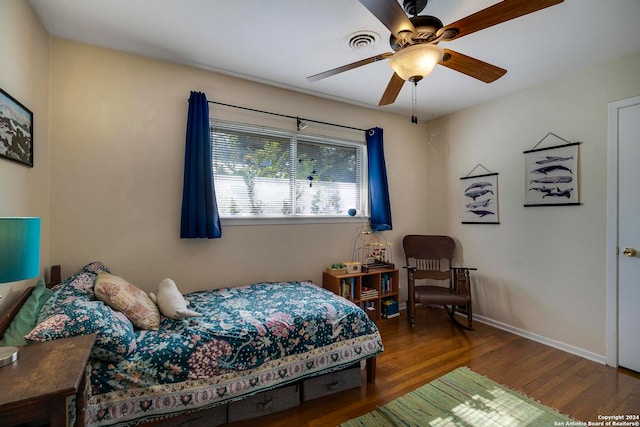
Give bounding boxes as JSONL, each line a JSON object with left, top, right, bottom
{"left": 403, "top": 235, "right": 474, "bottom": 330}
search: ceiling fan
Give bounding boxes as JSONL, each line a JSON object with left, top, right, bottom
{"left": 308, "top": 0, "right": 565, "bottom": 110}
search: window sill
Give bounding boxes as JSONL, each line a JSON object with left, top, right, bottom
{"left": 220, "top": 216, "right": 368, "bottom": 226}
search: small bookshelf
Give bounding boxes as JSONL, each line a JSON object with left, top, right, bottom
{"left": 322, "top": 268, "right": 399, "bottom": 322}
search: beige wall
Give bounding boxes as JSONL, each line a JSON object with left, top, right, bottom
{"left": 428, "top": 51, "right": 640, "bottom": 359}
{"left": 7, "top": 0, "right": 637, "bottom": 363}
{"left": 0, "top": 0, "right": 50, "bottom": 308}
{"left": 48, "top": 38, "right": 435, "bottom": 298}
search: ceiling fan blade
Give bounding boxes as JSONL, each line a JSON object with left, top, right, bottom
{"left": 441, "top": 0, "right": 564, "bottom": 41}
{"left": 358, "top": 0, "right": 416, "bottom": 38}
{"left": 307, "top": 52, "right": 394, "bottom": 82}
{"left": 440, "top": 49, "right": 507, "bottom": 83}
{"left": 378, "top": 73, "right": 405, "bottom": 106}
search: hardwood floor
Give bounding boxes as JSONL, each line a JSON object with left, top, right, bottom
{"left": 227, "top": 308, "right": 640, "bottom": 427}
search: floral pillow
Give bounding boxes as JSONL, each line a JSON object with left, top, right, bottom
{"left": 44, "top": 261, "right": 112, "bottom": 313}
{"left": 94, "top": 272, "right": 160, "bottom": 330}
{"left": 82, "top": 261, "right": 111, "bottom": 275}
{"left": 26, "top": 298, "right": 137, "bottom": 361}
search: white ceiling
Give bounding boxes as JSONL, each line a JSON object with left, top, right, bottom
{"left": 28, "top": 0, "right": 640, "bottom": 120}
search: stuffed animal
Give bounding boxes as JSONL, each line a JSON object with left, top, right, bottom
{"left": 149, "top": 278, "right": 202, "bottom": 320}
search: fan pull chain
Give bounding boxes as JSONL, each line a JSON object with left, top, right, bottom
{"left": 411, "top": 80, "right": 418, "bottom": 125}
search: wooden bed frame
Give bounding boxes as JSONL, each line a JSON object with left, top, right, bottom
{"left": 0, "top": 265, "right": 61, "bottom": 337}
{"left": 1, "top": 265, "right": 377, "bottom": 426}
{"left": 0, "top": 287, "right": 33, "bottom": 337}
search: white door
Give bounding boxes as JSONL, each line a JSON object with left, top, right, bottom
{"left": 616, "top": 97, "right": 640, "bottom": 372}
{"left": 606, "top": 96, "right": 640, "bottom": 372}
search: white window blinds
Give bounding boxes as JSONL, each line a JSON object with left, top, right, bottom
{"left": 211, "top": 121, "right": 366, "bottom": 219}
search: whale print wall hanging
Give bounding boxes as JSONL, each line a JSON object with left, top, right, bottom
{"left": 461, "top": 164, "right": 499, "bottom": 224}
{"left": 524, "top": 133, "right": 580, "bottom": 206}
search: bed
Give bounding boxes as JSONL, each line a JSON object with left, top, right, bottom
{"left": 0, "top": 262, "right": 383, "bottom": 426}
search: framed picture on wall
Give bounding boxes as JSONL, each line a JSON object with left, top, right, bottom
{"left": 524, "top": 142, "right": 580, "bottom": 206}
{"left": 461, "top": 172, "right": 499, "bottom": 224}
{"left": 0, "top": 87, "right": 34, "bottom": 167}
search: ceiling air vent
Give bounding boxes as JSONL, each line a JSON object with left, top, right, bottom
{"left": 347, "top": 31, "right": 380, "bottom": 50}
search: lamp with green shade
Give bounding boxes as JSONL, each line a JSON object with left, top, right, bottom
{"left": 0, "top": 217, "right": 41, "bottom": 368}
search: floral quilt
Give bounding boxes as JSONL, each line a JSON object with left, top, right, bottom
{"left": 30, "top": 263, "right": 382, "bottom": 425}
{"left": 85, "top": 280, "right": 383, "bottom": 426}
{"left": 89, "top": 281, "right": 382, "bottom": 394}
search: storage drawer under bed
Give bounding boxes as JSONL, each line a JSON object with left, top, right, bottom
{"left": 227, "top": 383, "right": 301, "bottom": 423}
{"left": 301, "top": 365, "right": 362, "bottom": 401}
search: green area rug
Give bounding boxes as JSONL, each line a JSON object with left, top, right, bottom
{"left": 342, "top": 367, "right": 578, "bottom": 427}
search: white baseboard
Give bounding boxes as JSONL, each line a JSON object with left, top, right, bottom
{"left": 398, "top": 303, "right": 607, "bottom": 365}
{"left": 473, "top": 314, "right": 607, "bottom": 365}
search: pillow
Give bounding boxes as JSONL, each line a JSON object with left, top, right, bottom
{"left": 39, "top": 273, "right": 97, "bottom": 324}
{"left": 94, "top": 272, "right": 160, "bottom": 330}
{"left": 41, "top": 262, "right": 112, "bottom": 320}
{"left": 82, "top": 261, "right": 111, "bottom": 275}
{"left": 0, "top": 279, "right": 53, "bottom": 347}
{"left": 149, "top": 278, "right": 202, "bottom": 320}
{"left": 47, "top": 261, "right": 111, "bottom": 302}
{"left": 25, "top": 299, "right": 137, "bottom": 361}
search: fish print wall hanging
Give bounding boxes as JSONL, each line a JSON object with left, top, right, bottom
{"left": 460, "top": 171, "right": 499, "bottom": 224}
{"left": 524, "top": 139, "right": 580, "bottom": 206}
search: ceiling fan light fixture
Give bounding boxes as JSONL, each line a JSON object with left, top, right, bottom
{"left": 388, "top": 43, "right": 444, "bottom": 81}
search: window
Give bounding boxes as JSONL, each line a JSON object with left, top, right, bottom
{"left": 211, "top": 121, "right": 367, "bottom": 221}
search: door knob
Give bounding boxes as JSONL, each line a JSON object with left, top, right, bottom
{"left": 623, "top": 247, "right": 637, "bottom": 257}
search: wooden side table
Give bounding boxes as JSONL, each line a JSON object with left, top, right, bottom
{"left": 0, "top": 333, "right": 96, "bottom": 427}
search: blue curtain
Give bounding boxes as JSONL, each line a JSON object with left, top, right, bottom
{"left": 180, "top": 91, "right": 222, "bottom": 238}
{"left": 366, "top": 127, "right": 392, "bottom": 231}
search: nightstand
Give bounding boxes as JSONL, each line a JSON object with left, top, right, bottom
{"left": 0, "top": 333, "right": 96, "bottom": 427}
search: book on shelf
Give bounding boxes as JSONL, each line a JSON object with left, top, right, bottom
{"left": 382, "top": 312, "right": 400, "bottom": 319}
{"left": 361, "top": 286, "right": 379, "bottom": 299}
{"left": 381, "top": 273, "right": 393, "bottom": 294}
{"left": 381, "top": 298, "right": 399, "bottom": 319}
{"left": 361, "top": 301, "right": 377, "bottom": 311}
{"left": 340, "top": 277, "right": 355, "bottom": 300}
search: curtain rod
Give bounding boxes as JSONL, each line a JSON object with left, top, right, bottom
{"left": 208, "top": 100, "right": 367, "bottom": 132}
